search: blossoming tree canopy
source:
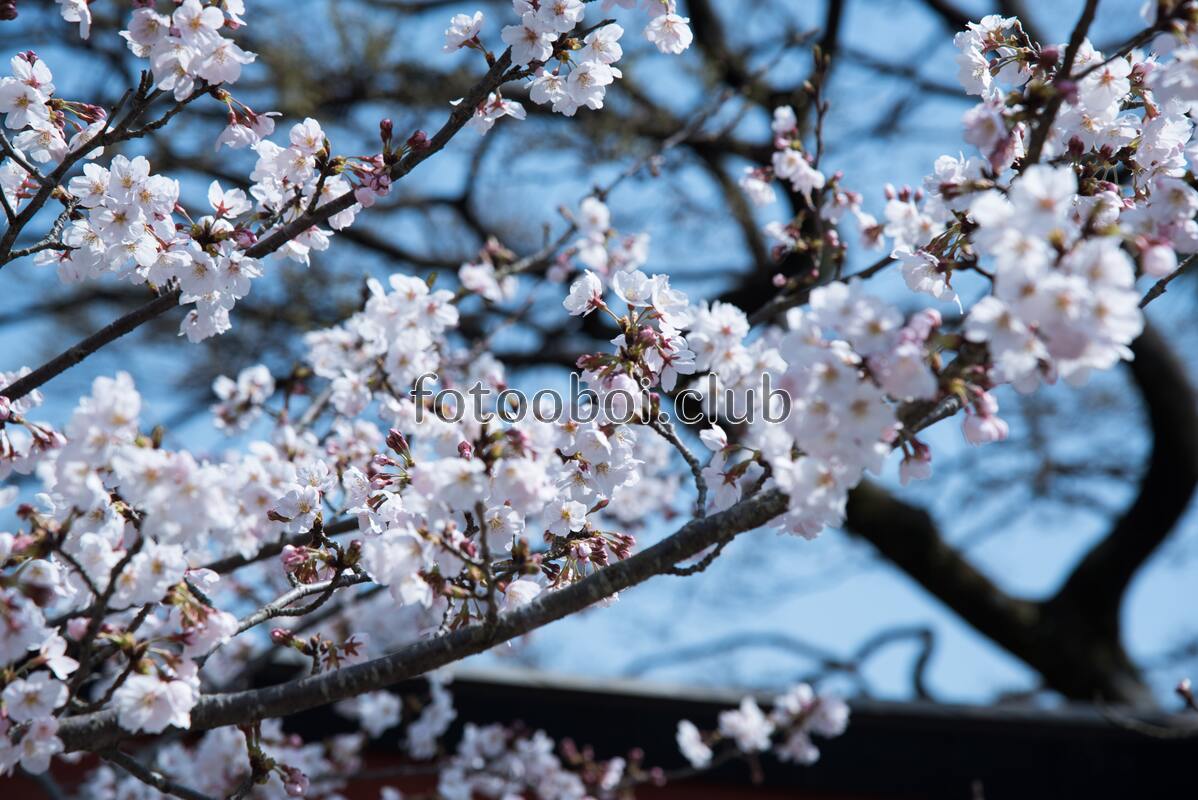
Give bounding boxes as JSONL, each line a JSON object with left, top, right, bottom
{"left": 0, "top": 0, "right": 1195, "bottom": 796}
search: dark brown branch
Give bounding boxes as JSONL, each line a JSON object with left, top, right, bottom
{"left": 1023, "top": 0, "right": 1099, "bottom": 165}
{"left": 0, "top": 288, "right": 181, "bottom": 403}
{"left": 845, "top": 323, "right": 1197, "bottom": 706}
{"left": 918, "top": 0, "right": 972, "bottom": 32}
{"left": 1047, "top": 323, "right": 1198, "bottom": 643}
{"left": 1140, "top": 253, "right": 1197, "bottom": 308}
{"left": 845, "top": 480, "right": 1042, "bottom": 665}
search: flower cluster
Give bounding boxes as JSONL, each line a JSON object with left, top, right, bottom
{"left": 567, "top": 195, "right": 652, "bottom": 277}
{"left": 445, "top": 0, "right": 692, "bottom": 131}
{"left": 211, "top": 363, "right": 275, "bottom": 432}
{"left": 700, "top": 285, "right": 939, "bottom": 534}
{"left": 119, "top": 0, "right": 254, "bottom": 98}
{"left": 438, "top": 714, "right": 675, "bottom": 800}
{"left": 677, "top": 683, "right": 849, "bottom": 769}
{"left": 0, "top": 52, "right": 104, "bottom": 171}
{"left": 6, "top": 0, "right": 1198, "bottom": 789}
{"left": 0, "top": 367, "right": 60, "bottom": 480}
{"left": 742, "top": 106, "right": 880, "bottom": 260}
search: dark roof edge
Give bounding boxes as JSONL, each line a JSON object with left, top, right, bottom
{"left": 444, "top": 664, "right": 1198, "bottom": 734}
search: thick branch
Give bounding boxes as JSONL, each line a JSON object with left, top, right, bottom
{"left": 844, "top": 480, "right": 1041, "bottom": 655}
{"left": 1048, "top": 323, "right": 1198, "bottom": 633}
{"left": 58, "top": 488, "right": 790, "bottom": 753}
{"left": 845, "top": 324, "right": 1196, "bottom": 706}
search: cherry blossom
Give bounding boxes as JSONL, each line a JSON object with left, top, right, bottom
{"left": 1, "top": 4, "right": 1196, "bottom": 793}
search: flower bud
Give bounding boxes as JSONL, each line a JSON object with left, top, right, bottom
{"left": 386, "top": 428, "right": 410, "bottom": 457}
{"left": 405, "top": 129, "right": 430, "bottom": 152}
{"left": 1056, "top": 79, "right": 1078, "bottom": 104}
{"left": 282, "top": 766, "right": 309, "bottom": 797}
{"left": 232, "top": 228, "right": 258, "bottom": 248}
{"left": 73, "top": 103, "right": 107, "bottom": 123}
{"left": 899, "top": 450, "right": 932, "bottom": 486}
{"left": 280, "top": 545, "right": 306, "bottom": 572}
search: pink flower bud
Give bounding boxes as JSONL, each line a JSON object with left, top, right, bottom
{"left": 371, "top": 453, "right": 398, "bottom": 470}
{"left": 405, "top": 129, "right": 430, "bottom": 152}
{"left": 458, "top": 441, "right": 474, "bottom": 460}
{"left": 963, "top": 412, "right": 1008, "bottom": 446}
{"left": 974, "top": 390, "right": 999, "bottom": 417}
{"left": 899, "top": 452, "right": 933, "bottom": 486}
{"left": 772, "top": 273, "right": 787, "bottom": 288}
{"left": 66, "top": 617, "right": 90, "bottom": 640}
{"left": 73, "top": 103, "right": 107, "bottom": 123}
{"left": 281, "top": 545, "right": 306, "bottom": 572}
{"left": 282, "top": 767, "right": 309, "bottom": 797}
{"left": 386, "top": 428, "right": 409, "bottom": 456}
{"left": 1142, "top": 244, "right": 1178, "bottom": 278}
{"left": 1056, "top": 79, "right": 1078, "bottom": 103}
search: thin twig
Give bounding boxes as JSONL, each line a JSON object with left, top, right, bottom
{"left": 102, "top": 749, "right": 217, "bottom": 800}
{"left": 232, "top": 573, "right": 371, "bottom": 638}
{"left": 747, "top": 253, "right": 895, "bottom": 327}
{"left": 202, "top": 516, "right": 358, "bottom": 575}
{"left": 647, "top": 416, "right": 708, "bottom": 518}
{"left": 66, "top": 537, "right": 143, "bottom": 701}
{"left": 1022, "top": 0, "right": 1100, "bottom": 166}
{"left": 1140, "top": 254, "right": 1197, "bottom": 308}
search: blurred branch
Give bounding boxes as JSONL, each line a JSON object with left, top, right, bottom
{"left": 622, "top": 625, "right": 937, "bottom": 699}
{"left": 845, "top": 324, "right": 1198, "bottom": 706}
{"left": 917, "top": 0, "right": 972, "bottom": 32}
{"left": 1046, "top": 324, "right": 1198, "bottom": 657}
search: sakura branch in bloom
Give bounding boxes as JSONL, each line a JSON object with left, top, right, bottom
{"left": 0, "top": 0, "right": 1195, "bottom": 797}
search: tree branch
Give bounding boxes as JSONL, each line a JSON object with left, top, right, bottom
{"left": 845, "top": 323, "right": 1197, "bottom": 706}
{"left": 1047, "top": 323, "right": 1198, "bottom": 639}
{"left": 57, "top": 487, "right": 791, "bottom": 753}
